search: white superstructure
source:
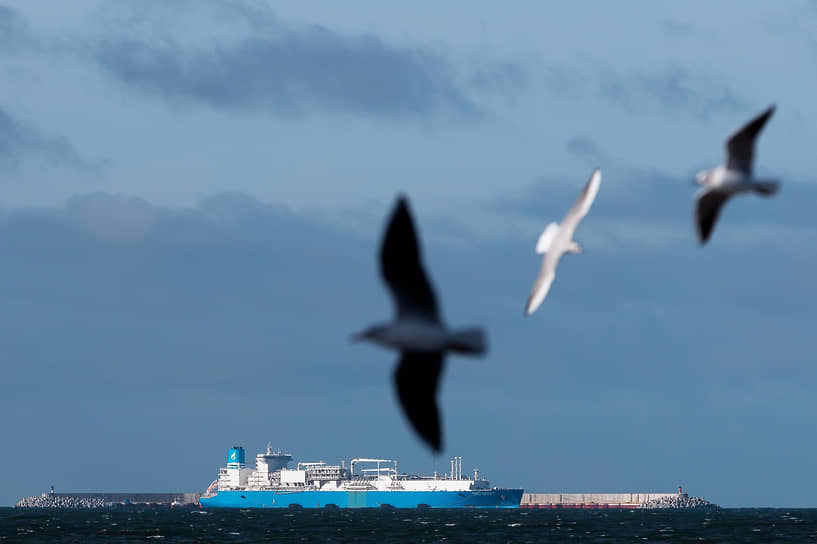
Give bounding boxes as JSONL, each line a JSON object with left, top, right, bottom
{"left": 210, "top": 445, "right": 491, "bottom": 494}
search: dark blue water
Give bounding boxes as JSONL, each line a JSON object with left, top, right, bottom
{"left": 2, "top": 507, "right": 816, "bottom": 542}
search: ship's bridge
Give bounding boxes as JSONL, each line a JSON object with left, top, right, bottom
{"left": 245, "top": 444, "right": 292, "bottom": 489}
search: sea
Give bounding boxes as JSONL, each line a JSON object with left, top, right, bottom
{"left": 1, "top": 507, "right": 815, "bottom": 543}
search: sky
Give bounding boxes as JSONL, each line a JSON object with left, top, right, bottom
{"left": 0, "top": 0, "right": 816, "bottom": 508}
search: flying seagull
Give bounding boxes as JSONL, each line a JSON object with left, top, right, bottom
{"left": 524, "top": 168, "right": 601, "bottom": 316}
{"left": 694, "top": 105, "right": 779, "bottom": 244}
{"left": 352, "top": 196, "right": 486, "bottom": 452}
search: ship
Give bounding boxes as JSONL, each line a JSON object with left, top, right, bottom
{"left": 199, "top": 445, "right": 523, "bottom": 509}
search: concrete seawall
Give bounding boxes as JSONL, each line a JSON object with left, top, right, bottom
{"left": 521, "top": 492, "right": 717, "bottom": 509}
{"left": 522, "top": 492, "right": 675, "bottom": 508}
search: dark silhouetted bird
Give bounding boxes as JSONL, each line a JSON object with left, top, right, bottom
{"left": 352, "top": 196, "right": 486, "bottom": 452}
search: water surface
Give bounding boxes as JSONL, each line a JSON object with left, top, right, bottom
{"left": 2, "top": 507, "right": 815, "bottom": 542}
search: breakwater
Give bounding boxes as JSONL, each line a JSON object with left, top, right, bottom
{"left": 14, "top": 493, "right": 200, "bottom": 509}
{"left": 521, "top": 492, "right": 718, "bottom": 509}
{"left": 641, "top": 494, "right": 718, "bottom": 509}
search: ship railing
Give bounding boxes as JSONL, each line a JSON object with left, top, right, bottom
{"left": 344, "top": 482, "right": 377, "bottom": 490}
{"left": 359, "top": 468, "right": 397, "bottom": 475}
{"left": 347, "top": 476, "right": 376, "bottom": 487}
{"left": 297, "top": 462, "right": 328, "bottom": 470}
{"left": 349, "top": 458, "right": 397, "bottom": 477}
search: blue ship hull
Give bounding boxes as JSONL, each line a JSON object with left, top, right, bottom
{"left": 200, "top": 488, "right": 523, "bottom": 509}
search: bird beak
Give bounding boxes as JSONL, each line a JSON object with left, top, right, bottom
{"left": 350, "top": 331, "right": 367, "bottom": 343}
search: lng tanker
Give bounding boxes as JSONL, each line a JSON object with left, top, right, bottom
{"left": 199, "top": 445, "right": 523, "bottom": 509}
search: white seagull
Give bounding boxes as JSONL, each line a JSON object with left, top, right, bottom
{"left": 694, "top": 105, "right": 779, "bottom": 244}
{"left": 524, "top": 169, "right": 601, "bottom": 316}
{"left": 352, "top": 195, "right": 486, "bottom": 452}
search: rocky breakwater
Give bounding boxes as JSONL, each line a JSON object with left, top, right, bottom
{"left": 641, "top": 494, "right": 719, "bottom": 509}
{"left": 15, "top": 495, "right": 111, "bottom": 509}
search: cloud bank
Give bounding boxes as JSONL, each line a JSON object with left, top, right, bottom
{"left": 91, "top": 1, "right": 482, "bottom": 119}
{"left": 0, "top": 106, "right": 89, "bottom": 168}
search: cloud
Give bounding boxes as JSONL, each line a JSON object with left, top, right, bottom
{"left": 489, "top": 135, "right": 817, "bottom": 249}
{"left": 0, "top": 5, "right": 31, "bottom": 51}
{"left": 596, "top": 63, "right": 748, "bottom": 120}
{"left": 90, "top": 1, "right": 483, "bottom": 119}
{"left": 564, "top": 136, "right": 605, "bottom": 167}
{"left": 0, "top": 192, "right": 378, "bottom": 393}
{"left": 488, "top": 168, "right": 692, "bottom": 249}
{"left": 64, "top": 193, "right": 158, "bottom": 241}
{"left": 0, "top": 5, "right": 65, "bottom": 56}
{"left": 0, "top": 106, "right": 91, "bottom": 168}
{"left": 2, "top": 189, "right": 813, "bottom": 397}
{"left": 0, "top": 190, "right": 816, "bottom": 507}
{"left": 659, "top": 19, "right": 711, "bottom": 42}
{"left": 517, "top": 54, "right": 749, "bottom": 120}
{"left": 469, "top": 59, "right": 528, "bottom": 98}
{"left": 493, "top": 135, "right": 689, "bottom": 223}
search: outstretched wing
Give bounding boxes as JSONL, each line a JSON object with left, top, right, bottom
{"left": 725, "top": 106, "right": 775, "bottom": 174}
{"left": 560, "top": 169, "right": 602, "bottom": 235}
{"left": 695, "top": 189, "right": 732, "bottom": 244}
{"left": 393, "top": 351, "right": 445, "bottom": 452}
{"left": 379, "top": 196, "right": 440, "bottom": 323}
{"left": 524, "top": 253, "right": 558, "bottom": 315}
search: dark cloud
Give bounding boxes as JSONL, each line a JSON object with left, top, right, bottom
{"left": 489, "top": 164, "right": 691, "bottom": 231}
{"left": 0, "top": 191, "right": 816, "bottom": 506}
{"left": 491, "top": 135, "right": 817, "bottom": 239}
{"left": 492, "top": 135, "right": 689, "bottom": 225}
{"left": 0, "top": 106, "right": 90, "bottom": 168}
{"left": 0, "top": 12, "right": 89, "bottom": 169}
{"left": 92, "top": 2, "right": 482, "bottom": 119}
{"left": 597, "top": 63, "right": 748, "bottom": 120}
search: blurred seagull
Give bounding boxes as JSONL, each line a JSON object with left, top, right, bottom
{"left": 352, "top": 196, "right": 486, "bottom": 452}
{"left": 524, "top": 169, "right": 601, "bottom": 316}
{"left": 694, "top": 105, "right": 779, "bottom": 244}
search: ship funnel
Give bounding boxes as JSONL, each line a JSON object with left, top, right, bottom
{"left": 227, "top": 446, "right": 245, "bottom": 466}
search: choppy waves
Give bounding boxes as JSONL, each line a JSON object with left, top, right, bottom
{"left": 2, "top": 507, "right": 817, "bottom": 543}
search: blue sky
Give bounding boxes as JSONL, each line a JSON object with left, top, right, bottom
{"left": 1, "top": 0, "right": 816, "bottom": 507}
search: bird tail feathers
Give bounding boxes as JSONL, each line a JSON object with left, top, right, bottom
{"left": 446, "top": 328, "right": 487, "bottom": 355}
{"left": 753, "top": 180, "right": 779, "bottom": 196}
{"left": 536, "top": 222, "right": 560, "bottom": 254}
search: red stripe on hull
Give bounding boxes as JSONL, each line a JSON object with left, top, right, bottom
{"left": 520, "top": 504, "right": 640, "bottom": 509}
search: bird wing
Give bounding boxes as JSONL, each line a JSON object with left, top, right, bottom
{"left": 523, "top": 252, "right": 559, "bottom": 315}
{"left": 725, "top": 106, "right": 775, "bottom": 174}
{"left": 393, "top": 351, "right": 445, "bottom": 452}
{"left": 379, "top": 196, "right": 440, "bottom": 323}
{"left": 695, "top": 189, "right": 732, "bottom": 244}
{"left": 560, "top": 169, "right": 602, "bottom": 235}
